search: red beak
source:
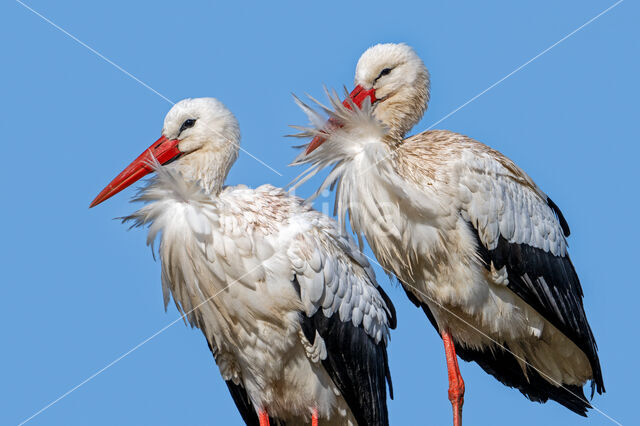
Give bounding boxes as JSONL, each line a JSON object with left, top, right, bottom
{"left": 89, "top": 135, "right": 182, "bottom": 208}
{"left": 304, "top": 85, "right": 376, "bottom": 155}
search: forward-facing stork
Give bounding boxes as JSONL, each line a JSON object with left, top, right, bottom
{"left": 291, "top": 43, "right": 604, "bottom": 425}
{"left": 90, "top": 97, "right": 396, "bottom": 426}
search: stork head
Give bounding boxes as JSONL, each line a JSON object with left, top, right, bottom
{"left": 305, "top": 43, "right": 430, "bottom": 154}
{"left": 90, "top": 97, "right": 240, "bottom": 207}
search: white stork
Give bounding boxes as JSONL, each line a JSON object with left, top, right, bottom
{"left": 90, "top": 97, "right": 396, "bottom": 426}
{"left": 291, "top": 43, "right": 604, "bottom": 425}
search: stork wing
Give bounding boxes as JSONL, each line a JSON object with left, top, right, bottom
{"left": 456, "top": 149, "right": 568, "bottom": 256}
{"left": 456, "top": 149, "right": 604, "bottom": 395}
{"left": 288, "top": 226, "right": 395, "bottom": 426}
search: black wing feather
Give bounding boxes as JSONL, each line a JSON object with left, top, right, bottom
{"left": 470, "top": 222, "right": 604, "bottom": 397}
{"left": 547, "top": 197, "right": 571, "bottom": 237}
{"left": 206, "top": 339, "right": 286, "bottom": 426}
{"left": 224, "top": 380, "right": 262, "bottom": 426}
{"left": 455, "top": 341, "right": 592, "bottom": 415}
{"left": 377, "top": 285, "right": 398, "bottom": 330}
{"left": 298, "top": 281, "right": 393, "bottom": 426}
{"left": 224, "top": 381, "right": 286, "bottom": 426}
{"left": 401, "top": 279, "right": 594, "bottom": 415}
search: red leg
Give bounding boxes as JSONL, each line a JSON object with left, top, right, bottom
{"left": 442, "top": 329, "right": 465, "bottom": 426}
{"left": 258, "top": 410, "right": 270, "bottom": 426}
{"left": 311, "top": 407, "right": 318, "bottom": 426}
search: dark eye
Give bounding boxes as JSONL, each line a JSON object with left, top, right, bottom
{"left": 179, "top": 118, "right": 196, "bottom": 134}
{"left": 377, "top": 68, "right": 392, "bottom": 79}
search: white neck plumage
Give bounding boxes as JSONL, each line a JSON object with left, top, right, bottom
{"left": 170, "top": 148, "right": 236, "bottom": 196}
{"left": 373, "top": 84, "right": 430, "bottom": 145}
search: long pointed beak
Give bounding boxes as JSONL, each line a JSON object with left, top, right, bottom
{"left": 89, "top": 135, "right": 181, "bottom": 208}
{"left": 305, "top": 85, "right": 376, "bottom": 155}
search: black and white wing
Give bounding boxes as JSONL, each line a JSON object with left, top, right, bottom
{"left": 288, "top": 221, "right": 396, "bottom": 426}
{"left": 456, "top": 148, "right": 604, "bottom": 399}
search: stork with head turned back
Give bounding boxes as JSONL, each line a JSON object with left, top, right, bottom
{"left": 291, "top": 43, "right": 604, "bottom": 426}
{"left": 90, "top": 97, "right": 396, "bottom": 426}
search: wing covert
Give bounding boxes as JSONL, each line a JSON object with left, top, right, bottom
{"left": 288, "top": 223, "right": 395, "bottom": 426}
{"left": 287, "top": 227, "right": 394, "bottom": 343}
{"left": 456, "top": 150, "right": 567, "bottom": 257}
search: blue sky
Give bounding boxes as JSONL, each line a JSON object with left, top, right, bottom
{"left": 0, "top": 1, "right": 636, "bottom": 425}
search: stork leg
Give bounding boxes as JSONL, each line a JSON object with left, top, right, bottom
{"left": 311, "top": 407, "right": 319, "bottom": 426}
{"left": 442, "top": 329, "right": 465, "bottom": 426}
{"left": 258, "top": 410, "right": 270, "bottom": 426}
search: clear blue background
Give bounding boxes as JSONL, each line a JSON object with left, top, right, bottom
{"left": 0, "top": 1, "right": 636, "bottom": 425}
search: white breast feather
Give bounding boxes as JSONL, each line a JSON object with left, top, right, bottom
{"left": 124, "top": 163, "right": 392, "bottom": 359}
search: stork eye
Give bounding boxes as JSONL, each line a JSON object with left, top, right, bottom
{"left": 179, "top": 118, "right": 197, "bottom": 134}
{"left": 377, "top": 68, "right": 392, "bottom": 80}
